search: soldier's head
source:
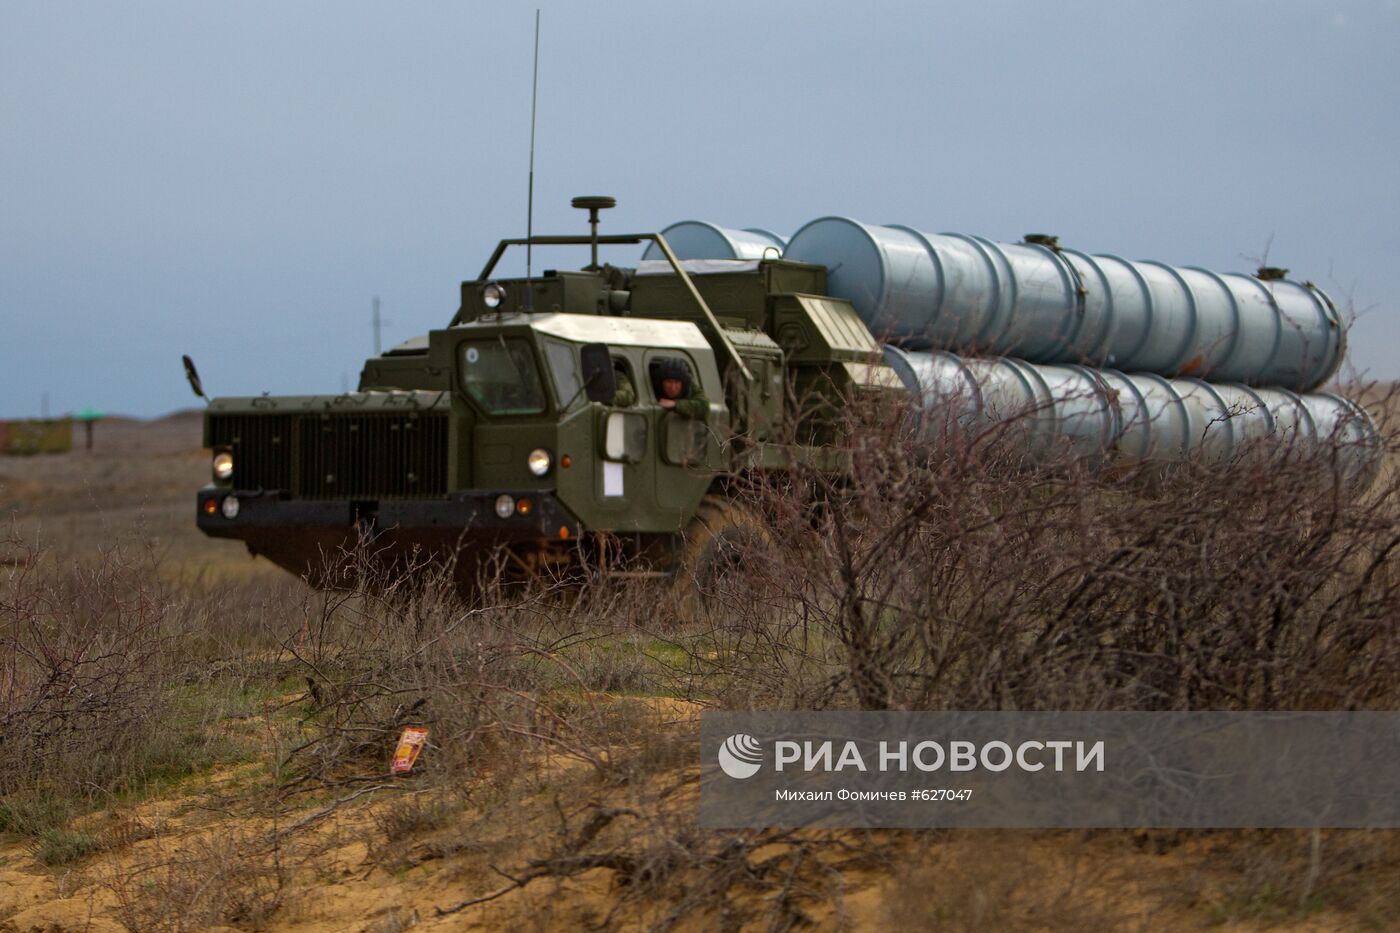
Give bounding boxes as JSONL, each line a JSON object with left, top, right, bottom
{"left": 652, "top": 358, "right": 692, "bottom": 400}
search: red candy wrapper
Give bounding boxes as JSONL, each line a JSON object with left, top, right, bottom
{"left": 391, "top": 726, "right": 429, "bottom": 774}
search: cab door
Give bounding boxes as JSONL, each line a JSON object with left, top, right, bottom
{"left": 644, "top": 350, "right": 719, "bottom": 516}
{"left": 582, "top": 350, "right": 659, "bottom": 532}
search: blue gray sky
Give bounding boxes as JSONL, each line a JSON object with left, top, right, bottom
{"left": 3, "top": 0, "right": 1397, "bottom": 417}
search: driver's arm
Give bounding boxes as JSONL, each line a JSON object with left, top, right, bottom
{"left": 670, "top": 387, "right": 709, "bottom": 420}
{"left": 613, "top": 371, "right": 636, "bottom": 407}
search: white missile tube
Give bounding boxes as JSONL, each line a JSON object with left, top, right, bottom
{"left": 883, "top": 346, "right": 1377, "bottom": 483}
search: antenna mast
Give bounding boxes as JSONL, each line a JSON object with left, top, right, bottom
{"left": 524, "top": 9, "right": 540, "bottom": 311}
{"left": 372, "top": 296, "right": 382, "bottom": 354}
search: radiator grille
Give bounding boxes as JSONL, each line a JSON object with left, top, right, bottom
{"left": 209, "top": 414, "right": 295, "bottom": 493}
{"left": 298, "top": 412, "right": 448, "bottom": 499}
{"left": 208, "top": 411, "right": 448, "bottom": 499}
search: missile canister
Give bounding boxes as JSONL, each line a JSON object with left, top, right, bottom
{"left": 642, "top": 221, "right": 787, "bottom": 261}
{"left": 882, "top": 346, "right": 1377, "bottom": 484}
{"left": 785, "top": 218, "right": 1345, "bottom": 391}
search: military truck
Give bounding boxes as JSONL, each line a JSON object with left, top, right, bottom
{"left": 193, "top": 198, "right": 902, "bottom": 587}
{"left": 193, "top": 197, "right": 1375, "bottom": 587}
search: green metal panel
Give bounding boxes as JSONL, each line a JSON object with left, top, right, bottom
{"left": 359, "top": 352, "right": 449, "bottom": 391}
{"left": 207, "top": 400, "right": 450, "bottom": 499}
{"left": 722, "top": 329, "right": 786, "bottom": 445}
{"left": 762, "top": 260, "right": 826, "bottom": 296}
{"left": 471, "top": 421, "right": 558, "bottom": 491}
{"left": 661, "top": 414, "right": 708, "bottom": 466}
{"left": 553, "top": 403, "right": 597, "bottom": 528}
{"left": 455, "top": 271, "right": 611, "bottom": 324}
{"left": 449, "top": 395, "right": 475, "bottom": 489}
{"left": 630, "top": 271, "right": 766, "bottom": 329}
{"left": 771, "top": 294, "right": 882, "bottom": 364}
{"left": 629, "top": 259, "right": 824, "bottom": 332}
{"left": 207, "top": 392, "right": 449, "bottom": 416}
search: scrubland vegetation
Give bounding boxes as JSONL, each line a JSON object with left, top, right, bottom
{"left": 3, "top": 395, "right": 1400, "bottom": 930}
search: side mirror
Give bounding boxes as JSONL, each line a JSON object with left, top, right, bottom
{"left": 182, "top": 354, "right": 208, "bottom": 402}
{"left": 579, "top": 343, "right": 616, "bottom": 404}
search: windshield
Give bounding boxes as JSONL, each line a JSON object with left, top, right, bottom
{"left": 459, "top": 338, "right": 548, "bottom": 415}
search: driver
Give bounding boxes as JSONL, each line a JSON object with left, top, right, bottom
{"left": 651, "top": 358, "right": 707, "bottom": 420}
{"left": 612, "top": 360, "right": 637, "bottom": 407}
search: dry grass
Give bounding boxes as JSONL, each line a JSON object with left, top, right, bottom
{"left": 2, "top": 395, "right": 1399, "bottom": 930}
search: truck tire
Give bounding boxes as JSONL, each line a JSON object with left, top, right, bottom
{"left": 672, "top": 496, "right": 773, "bottom": 623}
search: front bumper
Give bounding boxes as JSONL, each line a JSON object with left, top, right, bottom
{"left": 197, "top": 488, "right": 579, "bottom": 546}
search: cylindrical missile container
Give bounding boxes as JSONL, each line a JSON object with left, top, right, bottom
{"left": 785, "top": 218, "right": 1345, "bottom": 392}
{"left": 881, "top": 346, "right": 1377, "bottom": 484}
{"left": 643, "top": 221, "right": 787, "bottom": 261}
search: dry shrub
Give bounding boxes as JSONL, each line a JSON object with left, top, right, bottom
{"left": 367, "top": 905, "right": 420, "bottom": 932}
{"left": 0, "top": 529, "right": 301, "bottom": 839}
{"left": 372, "top": 792, "right": 459, "bottom": 844}
{"left": 104, "top": 828, "right": 292, "bottom": 931}
{"left": 0, "top": 538, "right": 196, "bottom": 831}
{"left": 35, "top": 826, "right": 98, "bottom": 865}
{"left": 271, "top": 549, "right": 829, "bottom": 926}
{"left": 366, "top": 790, "right": 474, "bottom": 874}
{"left": 7, "top": 384, "right": 1398, "bottom": 926}
{"left": 1154, "top": 828, "right": 1400, "bottom": 926}
{"left": 881, "top": 834, "right": 1138, "bottom": 931}
{"left": 683, "top": 383, "right": 1400, "bottom": 714}
{"left": 276, "top": 548, "right": 703, "bottom": 792}
{"left": 267, "top": 383, "right": 1400, "bottom": 925}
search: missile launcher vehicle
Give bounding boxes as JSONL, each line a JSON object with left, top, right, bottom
{"left": 193, "top": 199, "right": 1375, "bottom": 587}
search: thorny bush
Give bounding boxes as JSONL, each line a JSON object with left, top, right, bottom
{"left": 4, "top": 381, "right": 1399, "bottom": 927}
{"left": 271, "top": 383, "right": 1400, "bottom": 926}
{"left": 676, "top": 383, "right": 1400, "bottom": 712}
{"left": 1, "top": 538, "right": 188, "bottom": 828}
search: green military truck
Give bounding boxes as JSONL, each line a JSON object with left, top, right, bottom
{"left": 193, "top": 198, "right": 900, "bottom": 587}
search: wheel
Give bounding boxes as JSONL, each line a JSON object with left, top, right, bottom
{"left": 671, "top": 496, "right": 773, "bottom": 624}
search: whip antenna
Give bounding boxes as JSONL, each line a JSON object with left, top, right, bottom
{"left": 524, "top": 9, "right": 540, "bottom": 311}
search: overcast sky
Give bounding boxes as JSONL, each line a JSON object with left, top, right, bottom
{"left": 2, "top": 0, "right": 1397, "bottom": 418}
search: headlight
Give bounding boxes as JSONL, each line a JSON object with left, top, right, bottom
{"left": 212, "top": 451, "right": 234, "bottom": 481}
{"left": 494, "top": 494, "right": 515, "bottom": 519}
{"left": 527, "top": 448, "right": 551, "bottom": 477}
{"left": 483, "top": 282, "right": 507, "bottom": 310}
{"left": 220, "top": 495, "right": 240, "bottom": 519}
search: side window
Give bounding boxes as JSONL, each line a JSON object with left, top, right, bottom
{"left": 662, "top": 415, "right": 708, "bottom": 466}
{"left": 647, "top": 355, "right": 709, "bottom": 466}
{"left": 647, "top": 355, "right": 698, "bottom": 402}
{"left": 599, "top": 410, "right": 648, "bottom": 463}
{"left": 542, "top": 338, "right": 583, "bottom": 410}
{"left": 611, "top": 357, "right": 639, "bottom": 407}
